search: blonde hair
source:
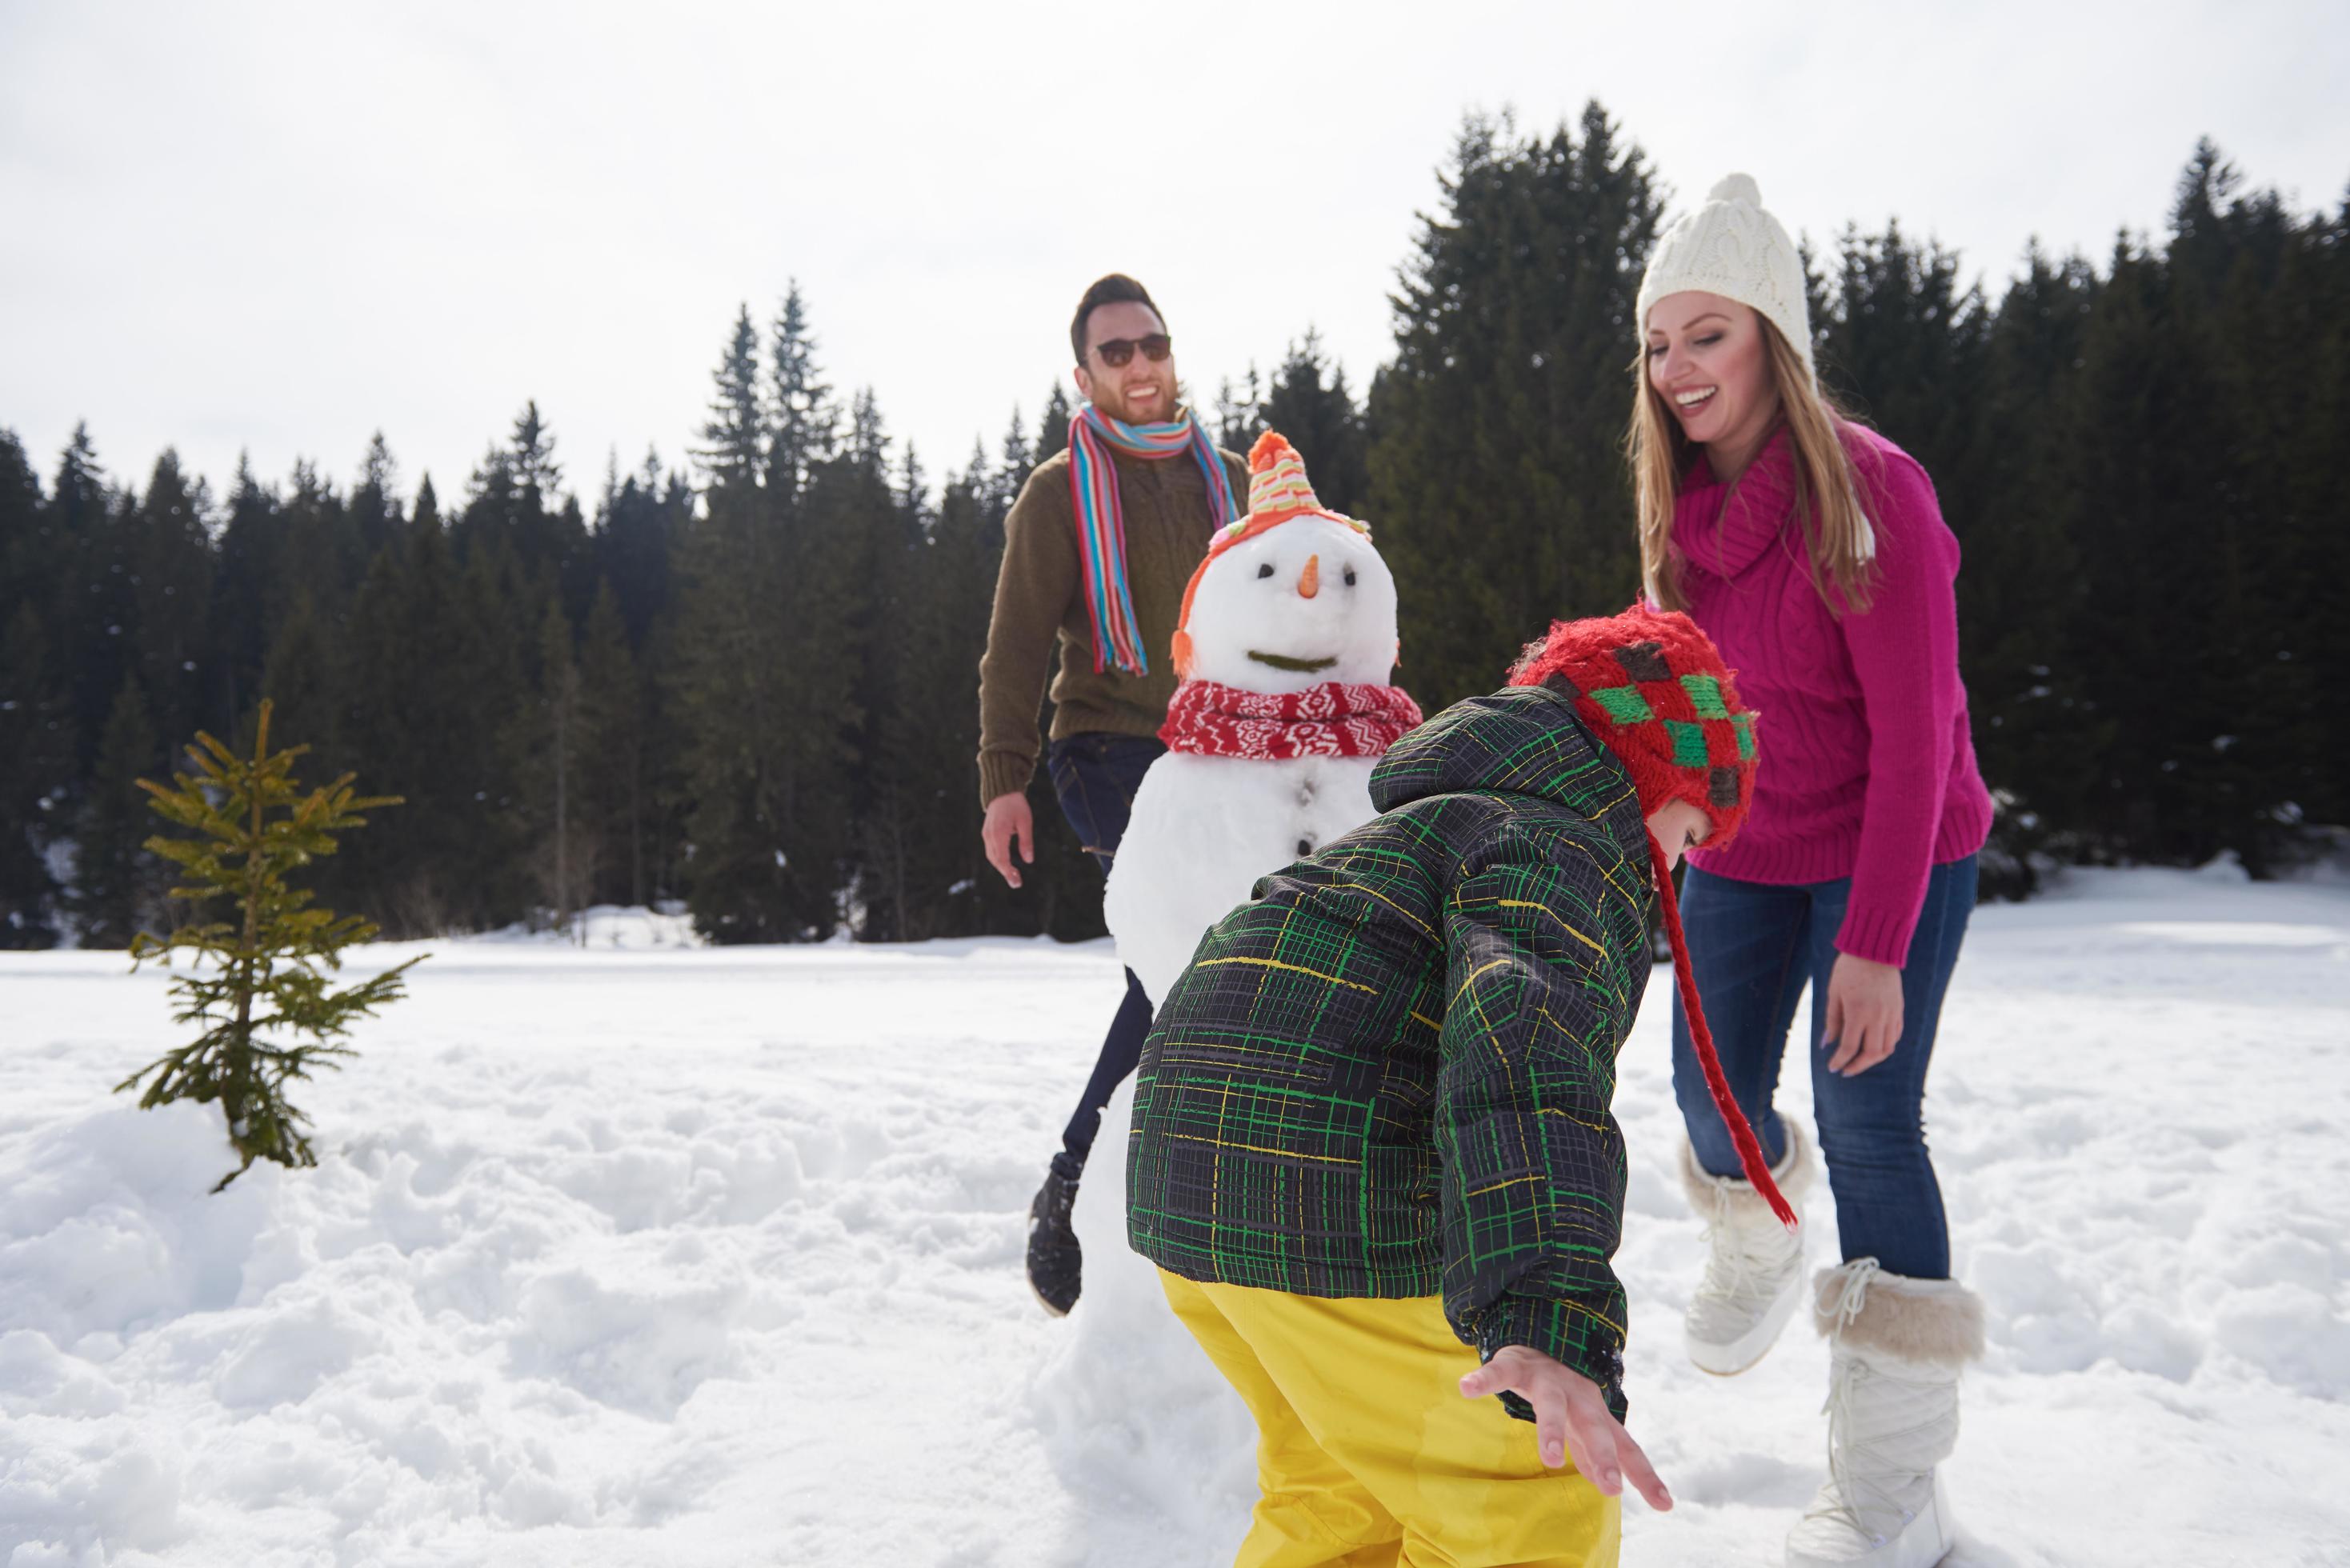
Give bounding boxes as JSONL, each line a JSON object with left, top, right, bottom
{"left": 1629, "top": 316, "right": 1876, "bottom": 614}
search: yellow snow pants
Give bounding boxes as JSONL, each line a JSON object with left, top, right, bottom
{"left": 1159, "top": 1271, "right": 1621, "bottom": 1568}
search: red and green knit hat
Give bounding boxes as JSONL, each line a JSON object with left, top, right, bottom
{"left": 1507, "top": 604, "right": 1759, "bottom": 851}
{"left": 1508, "top": 606, "right": 1793, "bottom": 1226}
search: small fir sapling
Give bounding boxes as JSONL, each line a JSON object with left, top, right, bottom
{"left": 117, "top": 700, "right": 422, "bottom": 1190}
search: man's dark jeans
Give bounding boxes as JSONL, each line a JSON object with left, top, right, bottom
{"left": 1045, "top": 732, "right": 1167, "bottom": 1183}
{"left": 1670, "top": 855, "right": 1979, "bottom": 1280}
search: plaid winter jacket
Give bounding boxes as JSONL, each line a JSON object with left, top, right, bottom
{"left": 1127, "top": 680, "right": 1653, "bottom": 1417}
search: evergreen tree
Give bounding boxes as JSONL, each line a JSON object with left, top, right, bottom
{"left": 128, "top": 450, "right": 217, "bottom": 752}
{"left": 454, "top": 542, "right": 536, "bottom": 918}
{"left": 275, "top": 459, "right": 358, "bottom": 626}
{"left": 673, "top": 314, "right": 799, "bottom": 941}
{"left": 509, "top": 402, "right": 593, "bottom": 611}
{"left": 0, "top": 432, "right": 70, "bottom": 945}
{"left": 119, "top": 700, "right": 418, "bottom": 1190}
{"left": 2156, "top": 150, "right": 2321, "bottom": 874}
{"left": 767, "top": 446, "right": 882, "bottom": 934}
{"left": 337, "top": 493, "right": 530, "bottom": 934}
{"left": 897, "top": 441, "right": 927, "bottom": 516}
{"left": 350, "top": 432, "right": 404, "bottom": 563}
{"left": 450, "top": 407, "right": 589, "bottom": 614}
{"left": 768, "top": 282, "right": 835, "bottom": 501}
{"left": 258, "top": 590, "right": 341, "bottom": 774}
{"left": 1215, "top": 366, "right": 1265, "bottom": 451}
{"left": 1814, "top": 223, "right": 1990, "bottom": 499}
{"left": 46, "top": 423, "right": 108, "bottom": 539}
{"left": 1036, "top": 383, "right": 1071, "bottom": 459}
{"left": 0, "top": 604, "right": 74, "bottom": 946}
{"left": 848, "top": 388, "right": 888, "bottom": 470}
{"left": 71, "top": 672, "right": 164, "bottom": 948}
{"left": 596, "top": 449, "right": 683, "bottom": 651}
{"left": 575, "top": 580, "right": 647, "bottom": 906}
{"left": 2173, "top": 150, "right": 2345, "bottom": 864}
{"left": 592, "top": 454, "right": 691, "bottom": 908}
{"left": 1814, "top": 222, "right": 2019, "bottom": 888}
{"left": 2265, "top": 188, "right": 2350, "bottom": 842}
{"left": 510, "top": 400, "right": 563, "bottom": 498}
{"left": 0, "top": 428, "right": 54, "bottom": 628}
{"left": 1960, "top": 246, "right": 2108, "bottom": 888}
{"left": 453, "top": 442, "right": 516, "bottom": 562}
{"left": 49, "top": 426, "right": 131, "bottom": 769}
{"left": 1367, "top": 105, "right": 1666, "bottom": 711}
{"left": 995, "top": 406, "right": 1035, "bottom": 510}
{"left": 210, "top": 454, "right": 283, "bottom": 725}
{"left": 1259, "top": 330, "right": 1370, "bottom": 515}
{"left": 862, "top": 444, "right": 1095, "bottom": 943}
{"left": 2066, "top": 234, "right": 2238, "bottom": 865}
{"left": 698, "top": 305, "right": 767, "bottom": 486}
{"left": 672, "top": 296, "right": 880, "bottom": 941}
{"left": 531, "top": 594, "right": 586, "bottom": 928}
{"left": 861, "top": 459, "right": 947, "bottom": 942}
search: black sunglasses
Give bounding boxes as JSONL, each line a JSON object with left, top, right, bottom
{"left": 1091, "top": 333, "right": 1172, "bottom": 368}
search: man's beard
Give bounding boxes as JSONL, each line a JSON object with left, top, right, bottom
{"left": 1095, "top": 376, "right": 1186, "bottom": 425}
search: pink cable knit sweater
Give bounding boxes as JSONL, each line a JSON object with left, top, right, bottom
{"left": 1673, "top": 423, "right": 1993, "bottom": 967}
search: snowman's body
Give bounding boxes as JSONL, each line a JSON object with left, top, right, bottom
{"left": 1105, "top": 750, "right": 1375, "bottom": 1006}
{"left": 1045, "top": 470, "right": 1411, "bottom": 1530}
{"left": 1103, "top": 508, "right": 1407, "bottom": 1008}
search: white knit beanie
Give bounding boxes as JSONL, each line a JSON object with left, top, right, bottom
{"left": 1636, "top": 174, "right": 1814, "bottom": 379}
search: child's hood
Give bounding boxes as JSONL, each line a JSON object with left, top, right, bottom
{"left": 1367, "top": 683, "right": 1644, "bottom": 844}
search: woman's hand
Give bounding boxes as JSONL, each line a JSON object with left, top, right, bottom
{"left": 1824, "top": 952, "right": 1904, "bottom": 1075}
{"left": 1459, "top": 1346, "right": 1672, "bottom": 1511}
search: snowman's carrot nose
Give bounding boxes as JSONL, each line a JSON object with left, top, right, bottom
{"left": 1297, "top": 554, "right": 1320, "bottom": 599}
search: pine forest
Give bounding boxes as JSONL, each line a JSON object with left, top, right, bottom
{"left": 3, "top": 109, "right": 2344, "bottom": 950}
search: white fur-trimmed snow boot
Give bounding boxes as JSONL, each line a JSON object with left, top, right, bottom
{"left": 1681, "top": 1120, "right": 1814, "bottom": 1374}
{"left": 1784, "top": 1258, "right": 1985, "bottom": 1568}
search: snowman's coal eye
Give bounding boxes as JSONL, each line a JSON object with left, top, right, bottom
{"left": 1343, "top": 566, "right": 1357, "bottom": 586}
{"left": 1256, "top": 563, "right": 1275, "bottom": 578}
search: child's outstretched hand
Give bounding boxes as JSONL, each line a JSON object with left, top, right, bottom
{"left": 1460, "top": 1346, "right": 1673, "bottom": 1512}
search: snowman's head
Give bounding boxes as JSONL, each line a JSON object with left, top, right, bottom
{"left": 1176, "top": 512, "right": 1399, "bottom": 694}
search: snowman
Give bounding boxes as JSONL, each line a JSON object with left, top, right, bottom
{"left": 1035, "top": 433, "right": 1417, "bottom": 1529}
{"left": 1102, "top": 430, "right": 1417, "bottom": 1006}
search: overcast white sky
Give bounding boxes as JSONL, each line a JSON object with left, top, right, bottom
{"left": 3, "top": 1, "right": 2345, "bottom": 514}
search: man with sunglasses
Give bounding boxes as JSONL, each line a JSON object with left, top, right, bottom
{"left": 978, "top": 272, "right": 1247, "bottom": 1316}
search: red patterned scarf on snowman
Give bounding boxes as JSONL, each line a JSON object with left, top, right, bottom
{"left": 1158, "top": 679, "right": 1423, "bottom": 760}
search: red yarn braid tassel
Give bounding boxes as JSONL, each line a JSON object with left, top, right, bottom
{"left": 1649, "top": 837, "right": 1798, "bottom": 1228}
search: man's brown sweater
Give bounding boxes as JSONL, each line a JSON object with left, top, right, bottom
{"left": 976, "top": 442, "right": 1248, "bottom": 806}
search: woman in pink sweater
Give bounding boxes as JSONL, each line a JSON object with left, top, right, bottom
{"left": 1629, "top": 177, "right": 1992, "bottom": 1568}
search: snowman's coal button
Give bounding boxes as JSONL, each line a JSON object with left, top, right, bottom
{"left": 1297, "top": 837, "right": 1314, "bottom": 856}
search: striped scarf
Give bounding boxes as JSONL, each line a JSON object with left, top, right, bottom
{"left": 1159, "top": 679, "right": 1423, "bottom": 761}
{"left": 1067, "top": 403, "right": 1239, "bottom": 675}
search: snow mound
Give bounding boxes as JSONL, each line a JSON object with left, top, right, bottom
{"left": 0, "top": 1102, "right": 271, "bottom": 1349}
{"left": 0, "top": 875, "right": 2343, "bottom": 1563}
{"left": 0, "top": 1052, "right": 788, "bottom": 1562}
{"left": 1031, "top": 1080, "right": 1254, "bottom": 1548}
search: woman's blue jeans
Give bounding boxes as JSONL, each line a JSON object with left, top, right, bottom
{"left": 1670, "top": 856, "right": 1978, "bottom": 1280}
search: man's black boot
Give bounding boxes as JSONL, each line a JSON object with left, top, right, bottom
{"left": 1026, "top": 1166, "right": 1083, "bottom": 1316}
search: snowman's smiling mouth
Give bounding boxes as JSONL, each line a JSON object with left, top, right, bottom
{"left": 1248, "top": 650, "right": 1338, "bottom": 672}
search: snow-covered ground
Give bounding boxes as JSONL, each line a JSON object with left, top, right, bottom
{"left": 2, "top": 865, "right": 2346, "bottom": 1567}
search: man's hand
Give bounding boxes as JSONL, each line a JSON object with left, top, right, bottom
{"left": 982, "top": 792, "right": 1035, "bottom": 889}
{"left": 1823, "top": 952, "right": 1904, "bottom": 1076}
{"left": 1459, "top": 1346, "right": 1671, "bottom": 1511}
